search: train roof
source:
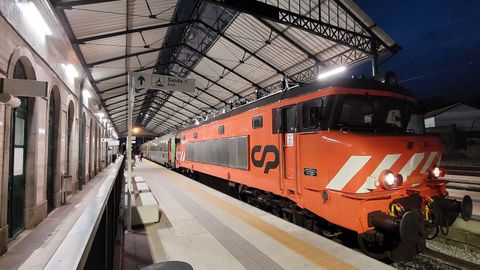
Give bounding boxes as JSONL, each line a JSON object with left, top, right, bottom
{"left": 176, "top": 77, "right": 413, "bottom": 133}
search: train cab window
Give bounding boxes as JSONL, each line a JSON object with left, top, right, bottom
{"left": 252, "top": 116, "right": 263, "bottom": 129}
{"left": 335, "top": 94, "right": 413, "bottom": 132}
{"left": 193, "top": 132, "right": 198, "bottom": 139}
{"left": 301, "top": 98, "right": 325, "bottom": 130}
{"left": 218, "top": 125, "right": 225, "bottom": 135}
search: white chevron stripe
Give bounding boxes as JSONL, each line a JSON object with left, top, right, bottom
{"left": 356, "top": 154, "right": 401, "bottom": 193}
{"left": 326, "top": 156, "right": 371, "bottom": 191}
{"left": 399, "top": 152, "right": 425, "bottom": 181}
{"left": 420, "top": 152, "right": 438, "bottom": 173}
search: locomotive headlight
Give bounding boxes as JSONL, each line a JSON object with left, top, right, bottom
{"left": 385, "top": 172, "right": 395, "bottom": 186}
{"left": 379, "top": 170, "right": 403, "bottom": 189}
{"left": 429, "top": 166, "right": 445, "bottom": 178}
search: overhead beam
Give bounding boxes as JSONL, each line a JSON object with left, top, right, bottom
{"left": 205, "top": 0, "right": 387, "bottom": 54}
{"left": 175, "top": 61, "right": 241, "bottom": 98}
{"left": 99, "top": 83, "right": 128, "bottom": 94}
{"left": 197, "top": 20, "right": 296, "bottom": 81}
{"left": 183, "top": 44, "right": 266, "bottom": 92}
{"left": 257, "top": 18, "right": 323, "bottom": 66}
{"left": 88, "top": 45, "right": 179, "bottom": 67}
{"left": 94, "top": 64, "right": 156, "bottom": 83}
{"left": 53, "top": 0, "right": 116, "bottom": 8}
{"left": 75, "top": 21, "right": 194, "bottom": 44}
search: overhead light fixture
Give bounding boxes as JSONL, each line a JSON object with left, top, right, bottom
{"left": 194, "top": 119, "right": 200, "bottom": 125}
{"left": 317, "top": 66, "right": 346, "bottom": 80}
{"left": 82, "top": 90, "right": 91, "bottom": 99}
{"left": 17, "top": 2, "right": 52, "bottom": 37}
{"left": 62, "top": 64, "right": 79, "bottom": 78}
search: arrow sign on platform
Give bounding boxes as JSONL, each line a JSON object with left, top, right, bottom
{"left": 137, "top": 75, "right": 146, "bottom": 86}
{"left": 131, "top": 72, "right": 195, "bottom": 92}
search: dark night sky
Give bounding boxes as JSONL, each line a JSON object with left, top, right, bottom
{"left": 350, "top": 0, "right": 480, "bottom": 101}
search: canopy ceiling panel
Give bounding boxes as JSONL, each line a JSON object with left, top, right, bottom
{"left": 232, "top": 57, "right": 277, "bottom": 84}
{"left": 65, "top": 1, "right": 127, "bottom": 38}
{"left": 218, "top": 72, "right": 251, "bottom": 91}
{"left": 80, "top": 37, "right": 127, "bottom": 63}
{"left": 53, "top": 0, "right": 398, "bottom": 136}
{"left": 205, "top": 37, "right": 247, "bottom": 69}
{"left": 224, "top": 14, "right": 272, "bottom": 53}
{"left": 128, "top": 0, "right": 177, "bottom": 27}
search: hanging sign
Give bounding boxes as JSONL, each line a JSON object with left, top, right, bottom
{"left": 0, "top": 78, "right": 48, "bottom": 97}
{"left": 131, "top": 72, "right": 195, "bottom": 92}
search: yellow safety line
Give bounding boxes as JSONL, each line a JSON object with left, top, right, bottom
{"left": 159, "top": 168, "right": 358, "bottom": 270}
{"left": 145, "top": 222, "right": 168, "bottom": 263}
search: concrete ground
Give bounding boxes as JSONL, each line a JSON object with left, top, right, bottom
{"left": 133, "top": 160, "right": 393, "bottom": 270}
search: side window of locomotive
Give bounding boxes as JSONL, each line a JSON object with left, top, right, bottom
{"left": 193, "top": 132, "right": 198, "bottom": 139}
{"left": 252, "top": 116, "right": 263, "bottom": 129}
{"left": 282, "top": 106, "right": 296, "bottom": 133}
{"left": 301, "top": 98, "right": 325, "bottom": 130}
{"left": 218, "top": 125, "right": 225, "bottom": 135}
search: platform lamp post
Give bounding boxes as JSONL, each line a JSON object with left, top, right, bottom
{"left": 126, "top": 72, "right": 135, "bottom": 232}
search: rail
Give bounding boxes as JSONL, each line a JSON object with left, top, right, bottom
{"left": 45, "top": 156, "right": 125, "bottom": 270}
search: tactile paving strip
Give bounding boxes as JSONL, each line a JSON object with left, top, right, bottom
{"left": 162, "top": 180, "right": 285, "bottom": 270}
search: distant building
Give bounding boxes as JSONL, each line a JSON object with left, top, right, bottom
{"left": 424, "top": 103, "right": 480, "bottom": 132}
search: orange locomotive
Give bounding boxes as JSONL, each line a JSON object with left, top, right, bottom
{"left": 170, "top": 77, "right": 472, "bottom": 261}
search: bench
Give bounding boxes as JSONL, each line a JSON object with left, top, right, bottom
{"left": 125, "top": 176, "right": 160, "bottom": 226}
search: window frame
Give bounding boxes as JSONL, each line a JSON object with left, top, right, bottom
{"left": 218, "top": 125, "right": 225, "bottom": 135}
{"left": 252, "top": 115, "right": 263, "bottom": 129}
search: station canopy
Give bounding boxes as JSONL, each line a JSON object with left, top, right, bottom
{"left": 51, "top": 0, "right": 399, "bottom": 137}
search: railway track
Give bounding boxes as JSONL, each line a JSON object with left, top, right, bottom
{"left": 444, "top": 164, "right": 480, "bottom": 177}
{"left": 419, "top": 248, "right": 480, "bottom": 270}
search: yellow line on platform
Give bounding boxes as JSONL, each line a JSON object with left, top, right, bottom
{"left": 159, "top": 168, "right": 357, "bottom": 270}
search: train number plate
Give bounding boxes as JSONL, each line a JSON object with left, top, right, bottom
{"left": 304, "top": 168, "right": 317, "bottom": 177}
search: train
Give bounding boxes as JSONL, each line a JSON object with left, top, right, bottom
{"left": 141, "top": 75, "right": 472, "bottom": 261}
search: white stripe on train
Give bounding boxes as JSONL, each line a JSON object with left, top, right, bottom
{"left": 326, "top": 156, "right": 371, "bottom": 190}
{"left": 356, "top": 154, "right": 401, "bottom": 193}
{"left": 420, "top": 151, "right": 438, "bottom": 173}
{"left": 399, "top": 153, "right": 425, "bottom": 182}
{"left": 326, "top": 152, "right": 435, "bottom": 192}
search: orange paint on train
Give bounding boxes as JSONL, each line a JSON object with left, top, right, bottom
{"left": 175, "top": 86, "right": 445, "bottom": 234}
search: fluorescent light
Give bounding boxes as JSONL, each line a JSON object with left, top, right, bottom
{"left": 17, "top": 2, "right": 52, "bottom": 36}
{"left": 62, "top": 64, "right": 79, "bottom": 78}
{"left": 194, "top": 119, "right": 200, "bottom": 125}
{"left": 82, "top": 90, "right": 91, "bottom": 99}
{"left": 317, "top": 66, "right": 346, "bottom": 80}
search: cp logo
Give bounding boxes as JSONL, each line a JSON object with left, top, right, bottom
{"left": 251, "top": 145, "right": 279, "bottom": 174}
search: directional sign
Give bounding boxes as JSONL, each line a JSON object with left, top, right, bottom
{"left": 131, "top": 72, "right": 195, "bottom": 92}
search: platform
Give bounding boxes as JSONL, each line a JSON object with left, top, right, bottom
{"left": 134, "top": 160, "right": 393, "bottom": 270}
{"left": 0, "top": 163, "right": 118, "bottom": 270}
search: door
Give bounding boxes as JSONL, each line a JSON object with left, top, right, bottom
{"left": 280, "top": 106, "right": 298, "bottom": 192}
{"left": 47, "top": 95, "right": 56, "bottom": 212}
{"left": 8, "top": 98, "right": 28, "bottom": 238}
{"left": 78, "top": 114, "right": 85, "bottom": 188}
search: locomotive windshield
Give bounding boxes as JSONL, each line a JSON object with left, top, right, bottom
{"left": 334, "top": 94, "right": 413, "bottom": 132}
